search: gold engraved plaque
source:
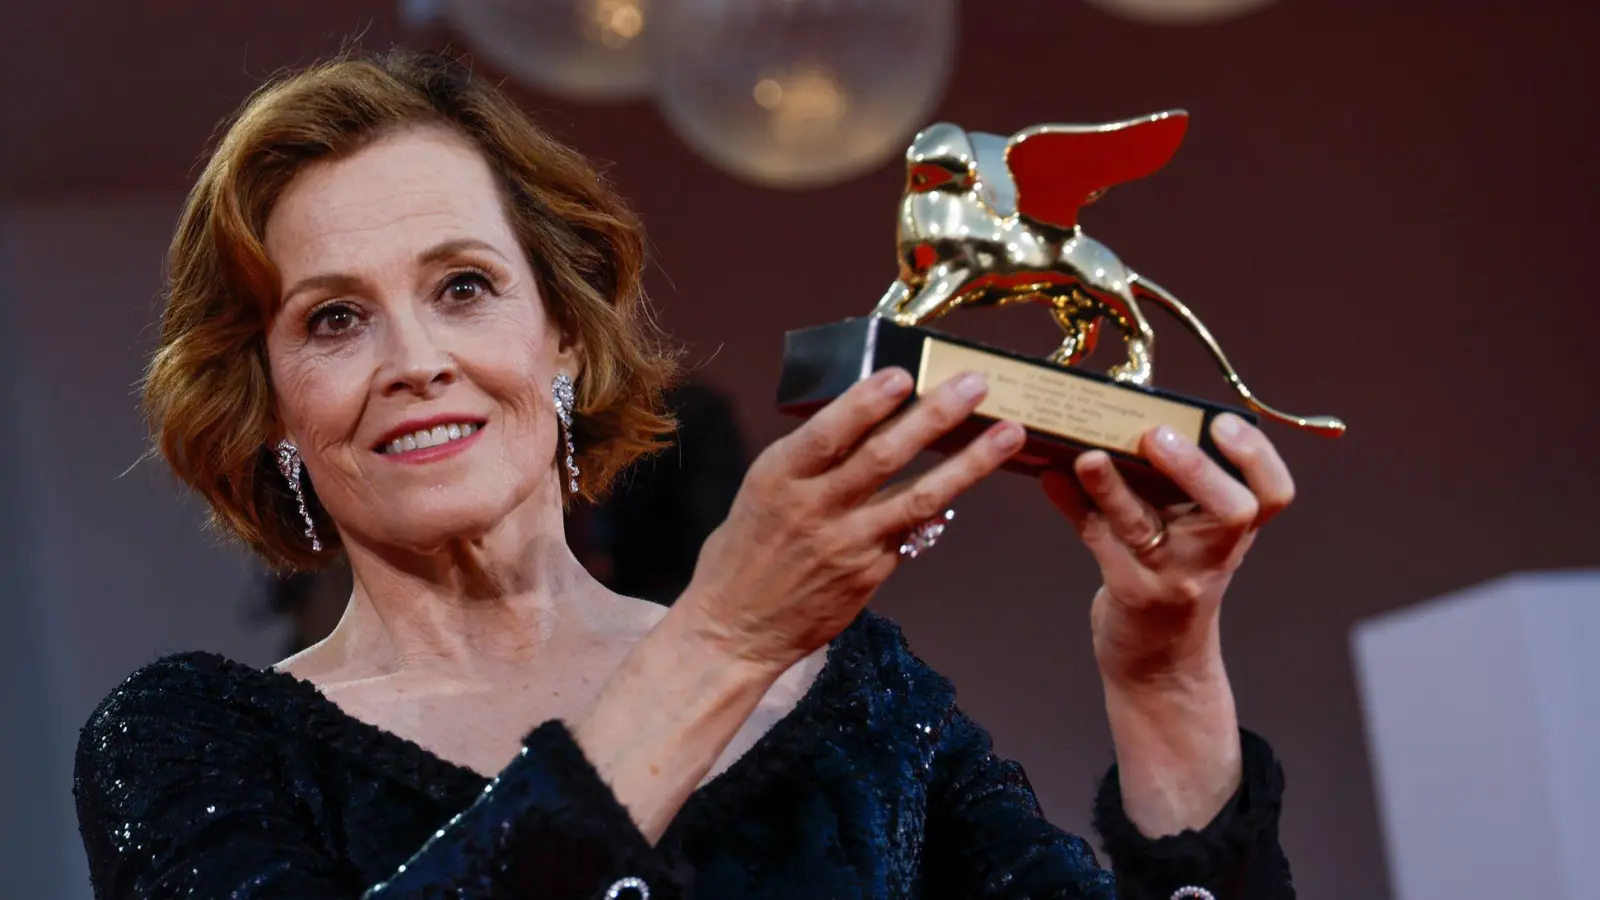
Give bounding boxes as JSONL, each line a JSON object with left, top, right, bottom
{"left": 916, "top": 338, "right": 1203, "bottom": 454}
{"left": 776, "top": 316, "right": 1254, "bottom": 501}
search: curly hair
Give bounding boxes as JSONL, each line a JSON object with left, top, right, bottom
{"left": 144, "top": 48, "right": 679, "bottom": 570}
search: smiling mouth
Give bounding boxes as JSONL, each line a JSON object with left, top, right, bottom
{"left": 375, "top": 421, "right": 487, "bottom": 455}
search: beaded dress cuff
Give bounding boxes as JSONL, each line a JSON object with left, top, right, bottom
{"left": 1091, "top": 728, "right": 1294, "bottom": 900}
{"left": 361, "top": 719, "right": 692, "bottom": 899}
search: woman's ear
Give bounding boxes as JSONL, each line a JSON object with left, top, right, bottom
{"left": 553, "top": 323, "right": 585, "bottom": 386}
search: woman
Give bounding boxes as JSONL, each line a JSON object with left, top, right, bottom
{"left": 73, "top": 49, "right": 1296, "bottom": 900}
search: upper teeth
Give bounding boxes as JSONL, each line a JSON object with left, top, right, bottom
{"left": 386, "top": 422, "right": 477, "bottom": 454}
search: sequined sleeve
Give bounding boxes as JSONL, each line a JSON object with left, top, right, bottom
{"left": 1090, "top": 726, "right": 1295, "bottom": 900}
{"left": 72, "top": 661, "right": 689, "bottom": 900}
{"left": 924, "top": 706, "right": 1295, "bottom": 900}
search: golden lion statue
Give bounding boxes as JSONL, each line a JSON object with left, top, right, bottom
{"left": 871, "top": 110, "right": 1344, "bottom": 437}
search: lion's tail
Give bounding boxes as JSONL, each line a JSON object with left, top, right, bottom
{"left": 1130, "top": 275, "right": 1346, "bottom": 437}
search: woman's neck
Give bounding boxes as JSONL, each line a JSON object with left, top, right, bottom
{"left": 303, "top": 502, "right": 661, "bottom": 682}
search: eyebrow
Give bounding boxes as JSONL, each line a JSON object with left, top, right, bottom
{"left": 280, "top": 238, "right": 511, "bottom": 307}
{"left": 418, "top": 237, "right": 506, "bottom": 267}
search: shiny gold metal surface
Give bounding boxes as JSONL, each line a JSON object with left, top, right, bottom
{"left": 871, "top": 111, "right": 1345, "bottom": 438}
{"left": 917, "top": 336, "right": 1206, "bottom": 456}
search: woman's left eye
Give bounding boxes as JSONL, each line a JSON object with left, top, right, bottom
{"left": 443, "top": 271, "right": 494, "bottom": 303}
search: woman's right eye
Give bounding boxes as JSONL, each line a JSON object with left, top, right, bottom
{"left": 307, "top": 302, "right": 361, "bottom": 337}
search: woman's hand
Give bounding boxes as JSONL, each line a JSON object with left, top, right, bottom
{"left": 677, "top": 366, "right": 1026, "bottom": 676}
{"left": 1043, "top": 413, "right": 1294, "bottom": 689}
{"left": 1042, "top": 413, "right": 1295, "bottom": 835}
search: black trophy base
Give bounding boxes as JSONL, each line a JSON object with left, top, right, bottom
{"left": 775, "top": 317, "right": 1255, "bottom": 507}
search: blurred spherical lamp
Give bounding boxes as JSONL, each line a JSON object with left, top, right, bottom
{"left": 446, "top": 0, "right": 657, "bottom": 101}
{"left": 653, "top": 0, "right": 958, "bottom": 189}
{"left": 1082, "top": 0, "right": 1276, "bottom": 25}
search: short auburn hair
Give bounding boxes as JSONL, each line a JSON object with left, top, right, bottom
{"left": 145, "top": 48, "right": 679, "bottom": 570}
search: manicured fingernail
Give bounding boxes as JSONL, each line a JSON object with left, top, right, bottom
{"left": 879, "top": 368, "right": 912, "bottom": 396}
{"left": 1151, "top": 425, "right": 1188, "bottom": 457}
{"left": 991, "top": 422, "right": 1025, "bottom": 451}
{"left": 954, "top": 372, "right": 987, "bottom": 400}
{"left": 1212, "top": 413, "right": 1243, "bottom": 441}
{"left": 1077, "top": 450, "right": 1111, "bottom": 478}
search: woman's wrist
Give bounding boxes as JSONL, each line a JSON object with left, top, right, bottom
{"left": 573, "top": 601, "right": 781, "bottom": 843}
{"left": 1100, "top": 646, "right": 1243, "bottom": 838}
{"left": 665, "top": 582, "right": 810, "bottom": 679}
{"left": 651, "top": 596, "right": 791, "bottom": 699}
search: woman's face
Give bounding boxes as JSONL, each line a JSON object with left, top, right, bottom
{"left": 263, "top": 125, "right": 576, "bottom": 556}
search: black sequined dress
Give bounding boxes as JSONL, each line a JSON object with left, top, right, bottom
{"left": 73, "top": 611, "right": 1294, "bottom": 899}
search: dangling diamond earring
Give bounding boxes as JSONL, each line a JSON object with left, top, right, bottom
{"left": 274, "top": 440, "right": 322, "bottom": 552}
{"left": 552, "top": 373, "right": 579, "bottom": 494}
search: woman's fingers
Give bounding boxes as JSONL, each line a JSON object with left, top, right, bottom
{"left": 1207, "top": 414, "right": 1296, "bottom": 527}
{"left": 771, "top": 367, "right": 915, "bottom": 477}
{"left": 858, "top": 418, "right": 1025, "bottom": 540}
{"left": 826, "top": 371, "right": 993, "bottom": 502}
{"left": 1071, "top": 451, "right": 1169, "bottom": 558}
{"left": 1140, "top": 424, "right": 1259, "bottom": 533}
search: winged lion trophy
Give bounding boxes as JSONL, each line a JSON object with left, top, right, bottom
{"left": 871, "top": 110, "right": 1343, "bottom": 437}
{"left": 776, "top": 110, "right": 1344, "bottom": 497}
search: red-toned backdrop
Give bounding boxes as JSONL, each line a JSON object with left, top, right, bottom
{"left": 1, "top": 2, "right": 1594, "bottom": 898}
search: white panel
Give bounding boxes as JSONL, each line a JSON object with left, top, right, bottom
{"left": 1518, "top": 579, "right": 1600, "bottom": 900}
{"left": 1352, "top": 569, "right": 1600, "bottom": 900}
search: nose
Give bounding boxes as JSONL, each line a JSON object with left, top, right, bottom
{"left": 378, "top": 312, "right": 458, "bottom": 398}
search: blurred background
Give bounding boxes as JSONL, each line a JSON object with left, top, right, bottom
{"left": 1, "top": 1, "right": 1595, "bottom": 898}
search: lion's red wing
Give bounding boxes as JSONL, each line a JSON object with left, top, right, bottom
{"left": 1006, "top": 111, "right": 1189, "bottom": 230}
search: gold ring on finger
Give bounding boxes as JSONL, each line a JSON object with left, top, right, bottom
{"left": 1125, "top": 517, "right": 1168, "bottom": 556}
